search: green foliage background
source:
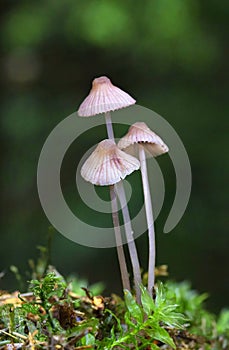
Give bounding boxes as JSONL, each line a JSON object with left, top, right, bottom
{"left": 0, "top": 0, "right": 228, "bottom": 311}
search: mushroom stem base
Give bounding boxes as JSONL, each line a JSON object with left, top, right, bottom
{"left": 115, "top": 181, "right": 142, "bottom": 304}
{"left": 139, "top": 145, "right": 156, "bottom": 296}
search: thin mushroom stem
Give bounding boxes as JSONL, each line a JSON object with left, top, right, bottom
{"left": 115, "top": 182, "right": 142, "bottom": 304}
{"left": 110, "top": 185, "right": 131, "bottom": 291}
{"left": 138, "top": 145, "right": 156, "bottom": 296}
{"left": 104, "top": 112, "right": 142, "bottom": 303}
{"left": 105, "top": 112, "right": 115, "bottom": 140}
{"left": 105, "top": 111, "right": 131, "bottom": 291}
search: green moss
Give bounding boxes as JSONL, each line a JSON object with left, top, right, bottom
{"left": 0, "top": 271, "right": 228, "bottom": 349}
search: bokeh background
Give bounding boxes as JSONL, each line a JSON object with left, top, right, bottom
{"left": 0, "top": 0, "right": 228, "bottom": 312}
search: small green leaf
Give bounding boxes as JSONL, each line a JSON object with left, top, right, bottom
{"left": 124, "top": 289, "right": 143, "bottom": 323}
{"left": 140, "top": 285, "right": 155, "bottom": 315}
{"left": 21, "top": 302, "right": 40, "bottom": 315}
{"left": 81, "top": 333, "right": 95, "bottom": 346}
{"left": 147, "top": 326, "right": 176, "bottom": 349}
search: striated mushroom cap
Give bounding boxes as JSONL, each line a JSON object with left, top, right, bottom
{"left": 78, "top": 76, "right": 136, "bottom": 117}
{"left": 81, "top": 139, "right": 140, "bottom": 186}
{"left": 118, "top": 122, "right": 169, "bottom": 157}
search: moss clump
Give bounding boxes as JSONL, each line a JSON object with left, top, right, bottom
{"left": 0, "top": 271, "right": 228, "bottom": 349}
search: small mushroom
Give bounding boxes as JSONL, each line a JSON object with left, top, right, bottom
{"left": 118, "top": 122, "right": 169, "bottom": 157}
{"left": 118, "top": 122, "right": 169, "bottom": 295}
{"left": 81, "top": 139, "right": 141, "bottom": 293}
{"left": 81, "top": 139, "right": 140, "bottom": 186}
{"left": 78, "top": 76, "right": 136, "bottom": 139}
{"left": 78, "top": 76, "right": 136, "bottom": 117}
{"left": 78, "top": 77, "right": 142, "bottom": 303}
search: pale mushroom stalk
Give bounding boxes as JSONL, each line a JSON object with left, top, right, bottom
{"left": 118, "top": 122, "right": 169, "bottom": 297}
{"left": 104, "top": 112, "right": 142, "bottom": 303}
{"left": 103, "top": 112, "right": 130, "bottom": 289}
{"left": 138, "top": 145, "right": 155, "bottom": 295}
{"left": 105, "top": 112, "right": 114, "bottom": 139}
{"left": 110, "top": 185, "right": 131, "bottom": 291}
{"left": 115, "top": 181, "right": 142, "bottom": 304}
{"left": 104, "top": 112, "right": 131, "bottom": 291}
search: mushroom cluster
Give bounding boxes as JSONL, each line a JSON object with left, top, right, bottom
{"left": 77, "top": 76, "right": 168, "bottom": 303}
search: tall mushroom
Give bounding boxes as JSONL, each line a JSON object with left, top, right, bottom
{"left": 118, "top": 122, "right": 169, "bottom": 295}
{"left": 78, "top": 77, "right": 142, "bottom": 303}
{"left": 81, "top": 139, "right": 140, "bottom": 294}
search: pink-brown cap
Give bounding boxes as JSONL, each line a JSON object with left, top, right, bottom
{"left": 78, "top": 76, "right": 136, "bottom": 117}
{"left": 118, "top": 122, "right": 169, "bottom": 157}
{"left": 81, "top": 139, "right": 140, "bottom": 186}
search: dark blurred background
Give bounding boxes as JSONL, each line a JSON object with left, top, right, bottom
{"left": 0, "top": 0, "right": 228, "bottom": 312}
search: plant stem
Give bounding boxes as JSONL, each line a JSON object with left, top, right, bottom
{"left": 105, "top": 111, "right": 142, "bottom": 302}
{"left": 110, "top": 185, "right": 131, "bottom": 291}
{"left": 115, "top": 181, "right": 142, "bottom": 304}
{"left": 138, "top": 145, "right": 155, "bottom": 295}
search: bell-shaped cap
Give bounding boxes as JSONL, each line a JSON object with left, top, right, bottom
{"left": 118, "top": 122, "right": 169, "bottom": 157}
{"left": 78, "top": 76, "right": 136, "bottom": 117}
{"left": 81, "top": 139, "right": 140, "bottom": 186}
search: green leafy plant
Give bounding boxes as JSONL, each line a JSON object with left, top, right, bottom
{"left": 102, "top": 283, "right": 186, "bottom": 349}
{"left": 0, "top": 270, "right": 229, "bottom": 349}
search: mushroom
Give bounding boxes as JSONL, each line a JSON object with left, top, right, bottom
{"left": 78, "top": 76, "right": 135, "bottom": 139}
{"left": 78, "top": 77, "right": 142, "bottom": 303}
{"left": 81, "top": 139, "right": 141, "bottom": 294}
{"left": 118, "top": 122, "right": 169, "bottom": 295}
{"left": 81, "top": 139, "right": 140, "bottom": 186}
